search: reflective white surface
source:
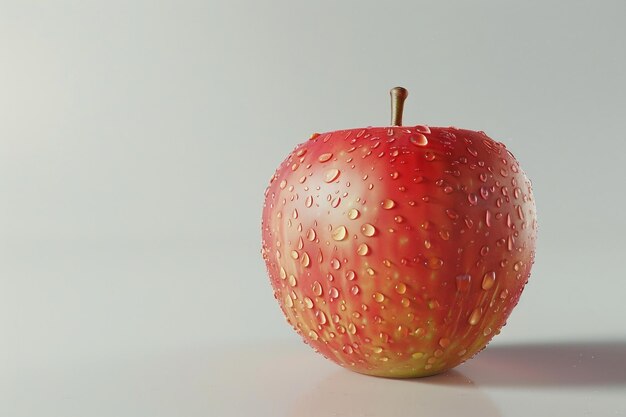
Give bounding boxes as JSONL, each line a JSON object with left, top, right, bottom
{"left": 4, "top": 340, "right": 625, "bottom": 417}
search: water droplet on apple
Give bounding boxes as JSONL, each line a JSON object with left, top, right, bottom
{"left": 427, "top": 257, "right": 444, "bottom": 269}
{"left": 412, "top": 352, "right": 424, "bottom": 359}
{"left": 357, "top": 243, "right": 370, "bottom": 256}
{"left": 301, "top": 252, "right": 310, "bottom": 267}
{"left": 285, "top": 294, "right": 293, "bottom": 308}
{"left": 482, "top": 271, "right": 496, "bottom": 290}
{"left": 318, "top": 153, "right": 333, "bottom": 162}
{"left": 456, "top": 274, "right": 472, "bottom": 292}
{"left": 468, "top": 308, "right": 482, "bottom": 325}
{"left": 395, "top": 282, "right": 407, "bottom": 294}
{"left": 414, "top": 328, "right": 425, "bottom": 338}
{"left": 288, "top": 275, "right": 297, "bottom": 287}
{"left": 445, "top": 209, "right": 459, "bottom": 220}
{"left": 329, "top": 287, "right": 339, "bottom": 299}
{"left": 331, "top": 196, "right": 341, "bottom": 208}
{"left": 325, "top": 168, "right": 340, "bottom": 183}
{"left": 373, "top": 292, "right": 385, "bottom": 302}
{"left": 312, "top": 281, "right": 323, "bottom": 296}
{"left": 351, "top": 285, "right": 360, "bottom": 295}
{"left": 306, "top": 228, "right": 317, "bottom": 241}
{"left": 346, "top": 270, "right": 356, "bottom": 280}
{"left": 480, "top": 186, "right": 489, "bottom": 200}
{"left": 410, "top": 134, "right": 428, "bottom": 146}
{"left": 348, "top": 323, "right": 357, "bottom": 335}
{"left": 361, "top": 223, "right": 376, "bottom": 237}
{"left": 304, "top": 297, "right": 314, "bottom": 309}
{"left": 308, "top": 330, "right": 319, "bottom": 340}
{"left": 485, "top": 209, "right": 492, "bottom": 227}
{"left": 381, "top": 198, "right": 396, "bottom": 209}
{"left": 316, "top": 310, "right": 327, "bottom": 324}
{"left": 347, "top": 208, "right": 360, "bottom": 219}
{"left": 332, "top": 225, "right": 347, "bottom": 241}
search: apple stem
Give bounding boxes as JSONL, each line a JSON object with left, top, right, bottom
{"left": 390, "top": 87, "right": 408, "bottom": 126}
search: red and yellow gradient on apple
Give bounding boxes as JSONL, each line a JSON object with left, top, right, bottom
{"left": 261, "top": 87, "right": 537, "bottom": 377}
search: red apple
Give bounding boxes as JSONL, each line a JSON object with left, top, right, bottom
{"left": 261, "top": 87, "right": 537, "bottom": 378}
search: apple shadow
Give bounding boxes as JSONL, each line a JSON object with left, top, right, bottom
{"left": 288, "top": 367, "right": 502, "bottom": 417}
{"left": 431, "top": 340, "right": 626, "bottom": 388}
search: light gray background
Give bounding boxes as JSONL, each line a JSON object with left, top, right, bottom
{"left": 2, "top": 1, "right": 625, "bottom": 416}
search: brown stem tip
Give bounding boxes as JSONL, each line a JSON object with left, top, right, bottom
{"left": 390, "top": 87, "right": 408, "bottom": 126}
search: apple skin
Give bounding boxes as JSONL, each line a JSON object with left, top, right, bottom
{"left": 261, "top": 126, "right": 537, "bottom": 378}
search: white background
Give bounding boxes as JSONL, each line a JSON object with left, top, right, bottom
{"left": 2, "top": 1, "right": 625, "bottom": 416}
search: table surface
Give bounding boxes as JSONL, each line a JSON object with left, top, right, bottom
{"left": 4, "top": 339, "right": 625, "bottom": 417}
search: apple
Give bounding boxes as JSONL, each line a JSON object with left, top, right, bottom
{"left": 261, "top": 87, "right": 537, "bottom": 378}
